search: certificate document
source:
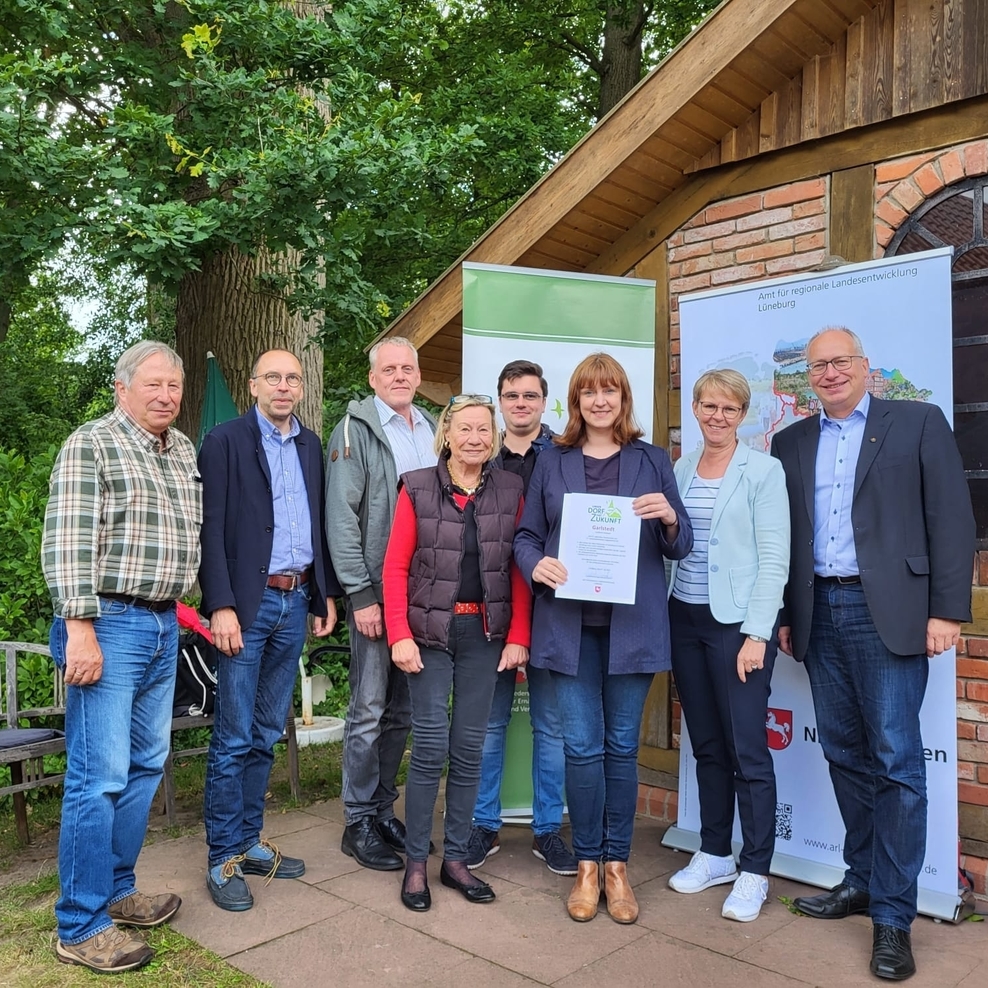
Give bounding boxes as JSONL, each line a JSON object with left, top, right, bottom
{"left": 555, "top": 493, "right": 642, "bottom": 605}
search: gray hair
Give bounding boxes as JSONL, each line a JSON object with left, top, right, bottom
{"left": 114, "top": 341, "right": 184, "bottom": 389}
{"left": 369, "top": 336, "right": 419, "bottom": 370}
{"left": 435, "top": 395, "right": 502, "bottom": 461}
{"left": 692, "top": 368, "right": 751, "bottom": 408}
{"left": 807, "top": 326, "right": 865, "bottom": 356}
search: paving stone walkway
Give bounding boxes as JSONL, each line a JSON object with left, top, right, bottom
{"left": 134, "top": 797, "right": 988, "bottom": 987}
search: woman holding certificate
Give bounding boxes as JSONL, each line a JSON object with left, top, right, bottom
{"left": 666, "top": 369, "right": 790, "bottom": 924}
{"left": 383, "top": 394, "right": 531, "bottom": 913}
{"left": 514, "top": 353, "right": 692, "bottom": 924}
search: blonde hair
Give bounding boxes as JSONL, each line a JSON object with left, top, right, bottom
{"left": 435, "top": 395, "right": 502, "bottom": 461}
{"left": 692, "top": 369, "right": 751, "bottom": 408}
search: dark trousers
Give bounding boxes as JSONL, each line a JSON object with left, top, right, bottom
{"left": 804, "top": 581, "right": 928, "bottom": 931}
{"left": 669, "top": 597, "right": 778, "bottom": 875}
{"left": 403, "top": 615, "right": 501, "bottom": 862}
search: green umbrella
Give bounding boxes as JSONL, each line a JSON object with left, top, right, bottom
{"left": 197, "top": 351, "right": 239, "bottom": 449}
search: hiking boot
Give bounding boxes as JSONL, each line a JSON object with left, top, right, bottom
{"left": 668, "top": 850, "right": 737, "bottom": 893}
{"left": 464, "top": 827, "right": 500, "bottom": 870}
{"left": 532, "top": 831, "right": 578, "bottom": 876}
{"left": 241, "top": 839, "right": 306, "bottom": 880}
{"left": 722, "top": 872, "right": 769, "bottom": 922}
{"left": 108, "top": 890, "right": 182, "bottom": 927}
{"left": 207, "top": 855, "right": 254, "bottom": 911}
{"left": 56, "top": 927, "right": 154, "bottom": 972}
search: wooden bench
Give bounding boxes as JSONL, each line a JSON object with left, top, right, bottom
{"left": 0, "top": 641, "right": 300, "bottom": 842}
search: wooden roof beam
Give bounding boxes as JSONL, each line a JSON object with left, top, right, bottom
{"left": 381, "top": 0, "right": 811, "bottom": 349}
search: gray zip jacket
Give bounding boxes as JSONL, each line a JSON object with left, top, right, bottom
{"left": 325, "top": 395, "right": 436, "bottom": 609}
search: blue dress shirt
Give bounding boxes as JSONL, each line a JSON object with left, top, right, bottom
{"left": 374, "top": 396, "right": 437, "bottom": 477}
{"left": 813, "top": 392, "right": 870, "bottom": 576}
{"left": 255, "top": 406, "right": 314, "bottom": 574}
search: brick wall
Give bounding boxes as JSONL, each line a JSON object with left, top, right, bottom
{"left": 666, "top": 177, "right": 828, "bottom": 444}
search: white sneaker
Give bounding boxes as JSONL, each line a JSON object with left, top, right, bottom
{"left": 722, "top": 871, "right": 769, "bottom": 922}
{"left": 668, "top": 850, "right": 738, "bottom": 893}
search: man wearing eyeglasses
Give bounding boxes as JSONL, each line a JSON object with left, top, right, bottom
{"left": 770, "top": 326, "right": 974, "bottom": 981}
{"left": 464, "top": 360, "right": 578, "bottom": 877}
{"left": 326, "top": 336, "right": 437, "bottom": 871}
{"left": 198, "top": 349, "right": 340, "bottom": 911}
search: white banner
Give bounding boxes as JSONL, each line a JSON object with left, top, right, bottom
{"left": 461, "top": 263, "right": 656, "bottom": 442}
{"left": 665, "top": 247, "right": 962, "bottom": 920}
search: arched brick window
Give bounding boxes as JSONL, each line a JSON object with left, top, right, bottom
{"left": 886, "top": 176, "right": 988, "bottom": 548}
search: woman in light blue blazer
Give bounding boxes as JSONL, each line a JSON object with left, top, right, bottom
{"left": 666, "top": 369, "right": 790, "bottom": 924}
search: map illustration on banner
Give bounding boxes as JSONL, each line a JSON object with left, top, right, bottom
{"left": 670, "top": 246, "right": 963, "bottom": 921}
{"left": 678, "top": 250, "right": 952, "bottom": 458}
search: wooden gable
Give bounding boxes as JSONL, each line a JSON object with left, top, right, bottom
{"left": 380, "top": 0, "right": 988, "bottom": 402}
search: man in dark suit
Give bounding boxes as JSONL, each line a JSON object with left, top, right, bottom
{"left": 771, "top": 327, "right": 974, "bottom": 981}
{"left": 198, "top": 349, "right": 339, "bottom": 911}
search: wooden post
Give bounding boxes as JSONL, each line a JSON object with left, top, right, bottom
{"left": 633, "top": 243, "right": 675, "bottom": 763}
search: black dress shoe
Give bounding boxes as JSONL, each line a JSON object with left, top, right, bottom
{"left": 440, "top": 862, "right": 496, "bottom": 903}
{"left": 400, "top": 873, "right": 432, "bottom": 912}
{"left": 793, "top": 882, "right": 870, "bottom": 919}
{"left": 341, "top": 818, "right": 403, "bottom": 871}
{"left": 870, "top": 924, "right": 916, "bottom": 980}
{"left": 377, "top": 817, "right": 435, "bottom": 855}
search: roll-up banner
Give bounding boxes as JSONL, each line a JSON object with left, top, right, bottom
{"left": 665, "top": 247, "right": 962, "bottom": 921}
{"left": 462, "top": 261, "right": 656, "bottom": 817}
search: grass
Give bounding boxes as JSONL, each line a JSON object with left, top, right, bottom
{"left": 0, "top": 872, "right": 266, "bottom": 987}
{"left": 0, "top": 739, "right": 363, "bottom": 986}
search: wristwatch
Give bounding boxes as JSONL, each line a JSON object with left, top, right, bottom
{"left": 747, "top": 635, "right": 768, "bottom": 644}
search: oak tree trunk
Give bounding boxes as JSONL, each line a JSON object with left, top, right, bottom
{"left": 174, "top": 245, "right": 324, "bottom": 440}
{"left": 598, "top": 3, "right": 646, "bottom": 119}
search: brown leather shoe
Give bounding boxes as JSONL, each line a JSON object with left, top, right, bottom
{"left": 108, "top": 890, "right": 182, "bottom": 927}
{"left": 567, "top": 861, "right": 601, "bottom": 922}
{"left": 603, "top": 861, "right": 639, "bottom": 924}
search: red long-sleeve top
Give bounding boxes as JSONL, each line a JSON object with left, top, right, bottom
{"left": 383, "top": 487, "right": 531, "bottom": 648}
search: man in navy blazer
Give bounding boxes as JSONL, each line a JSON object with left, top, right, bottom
{"left": 770, "top": 327, "right": 974, "bottom": 981}
{"left": 198, "top": 349, "right": 340, "bottom": 912}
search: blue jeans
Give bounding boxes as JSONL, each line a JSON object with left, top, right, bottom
{"left": 341, "top": 601, "right": 411, "bottom": 825}
{"left": 472, "top": 664, "right": 565, "bottom": 835}
{"left": 204, "top": 585, "right": 309, "bottom": 866}
{"left": 804, "top": 582, "right": 929, "bottom": 931}
{"left": 50, "top": 602, "right": 178, "bottom": 944}
{"left": 550, "top": 627, "right": 654, "bottom": 862}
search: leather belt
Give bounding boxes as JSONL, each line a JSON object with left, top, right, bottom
{"left": 100, "top": 592, "right": 176, "bottom": 613}
{"left": 453, "top": 602, "right": 482, "bottom": 615}
{"left": 266, "top": 570, "right": 311, "bottom": 592}
{"left": 815, "top": 574, "right": 861, "bottom": 586}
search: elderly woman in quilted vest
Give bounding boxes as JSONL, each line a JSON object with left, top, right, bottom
{"left": 383, "top": 393, "right": 531, "bottom": 913}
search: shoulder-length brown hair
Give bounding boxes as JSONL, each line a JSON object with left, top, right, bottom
{"left": 556, "top": 352, "right": 644, "bottom": 448}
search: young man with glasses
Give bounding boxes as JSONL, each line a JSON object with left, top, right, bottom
{"left": 326, "top": 337, "right": 438, "bottom": 871}
{"left": 198, "top": 349, "right": 340, "bottom": 910}
{"left": 771, "top": 327, "right": 974, "bottom": 980}
{"left": 465, "top": 360, "right": 578, "bottom": 877}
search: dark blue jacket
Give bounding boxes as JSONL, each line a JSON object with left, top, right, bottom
{"left": 513, "top": 440, "right": 693, "bottom": 675}
{"left": 198, "top": 408, "right": 341, "bottom": 630}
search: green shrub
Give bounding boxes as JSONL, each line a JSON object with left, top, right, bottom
{"left": 0, "top": 446, "right": 55, "bottom": 645}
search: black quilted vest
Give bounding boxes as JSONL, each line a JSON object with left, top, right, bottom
{"left": 401, "top": 459, "right": 524, "bottom": 651}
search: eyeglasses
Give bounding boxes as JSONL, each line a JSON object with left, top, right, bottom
{"left": 697, "top": 401, "right": 744, "bottom": 421}
{"left": 253, "top": 372, "right": 303, "bottom": 388}
{"left": 806, "top": 355, "right": 863, "bottom": 377}
{"left": 448, "top": 393, "right": 494, "bottom": 406}
{"left": 500, "top": 391, "right": 544, "bottom": 402}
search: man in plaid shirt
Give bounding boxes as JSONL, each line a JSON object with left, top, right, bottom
{"left": 42, "top": 341, "right": 202, "bottom": 974}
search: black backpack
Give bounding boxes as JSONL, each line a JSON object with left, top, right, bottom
{"left": 172, "top": 629, "right": 219, "bottom": 718}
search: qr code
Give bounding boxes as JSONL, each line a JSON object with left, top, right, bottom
{"left": 775, "top": 802, "right": 793, "bottom": 841}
